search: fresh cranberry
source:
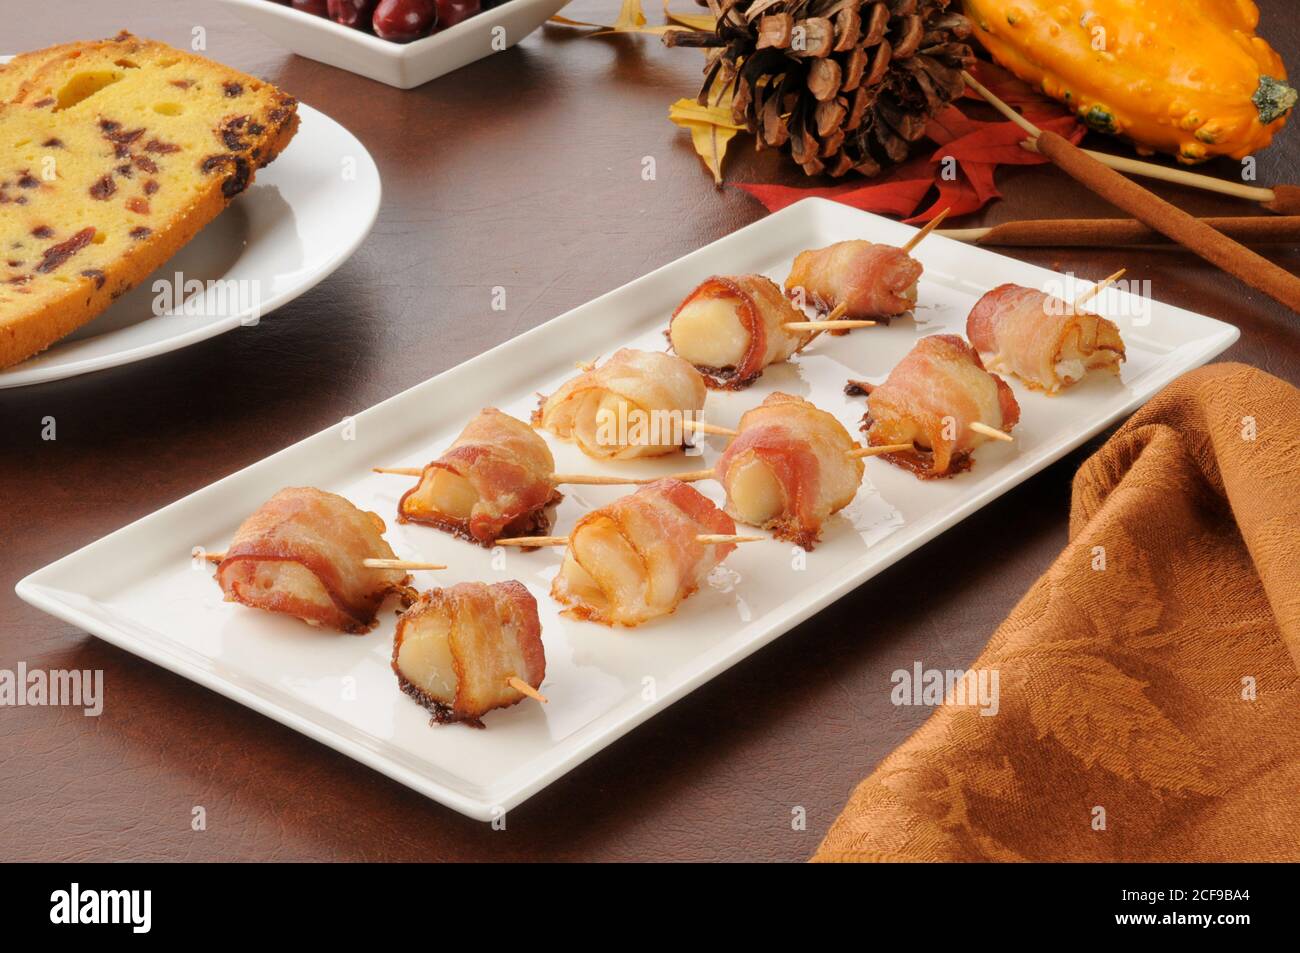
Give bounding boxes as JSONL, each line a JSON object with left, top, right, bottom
{"left": 290, "top": 0, "right": 330, "bottom": 16}
{"left": 434, "top": 0, "right": 480, "bottom": 30}
{"left": 327, "top": 0, "right": 379, "bottom": 28}
{"left": 372, "top": 0, "right": 438, "bottom": 41}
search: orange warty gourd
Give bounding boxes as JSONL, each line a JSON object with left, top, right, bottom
{"left": 962, "top": 0, "right": 1297, "bottom": 163}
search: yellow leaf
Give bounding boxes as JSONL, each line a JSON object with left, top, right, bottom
{"left": 547, "top": 15, "right": 604, "bottom": 27}
{"left": 686, "top": 121, "right": 738, "bottom": 185}
{"left": 547, "top": 0, "right": 660, "bottom": 35}
{"left": 592, "top": 24, "right": 683, "bottom": 36}
{"left": 669, "top": 99, "right": 743, "bottom": 131}
{"left": 548, "top": 0, "right": 709, "bottom": 36}
{"left": 663, "top": 0, "right": 716, "bottom": 31}
{"left": 602, "top": 0, "right": 649, "bottom": 31}
{"left": 670, "top": 89, "right": 743, "bottom": 185}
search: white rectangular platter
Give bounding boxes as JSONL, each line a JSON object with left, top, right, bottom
{"left": 16, "top": 199, "right": 1238, "bottom": 821}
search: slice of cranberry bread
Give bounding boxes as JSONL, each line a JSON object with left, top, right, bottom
{"left": 0, "top": 32, "right": 298, "bottom": 369}
{"left": 0, "top": 43, "right": 79, "bottom": 103}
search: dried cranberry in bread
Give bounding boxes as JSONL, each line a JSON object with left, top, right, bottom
{"left": 0, "top": 32, "right": 299, "bottom": 369}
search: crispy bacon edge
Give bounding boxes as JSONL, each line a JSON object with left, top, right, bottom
{"left": 668, "top": 276, "right": 772, "bottom": 390}
{"left": 715, "top": 424, "right": 823, "bottom": 550}
{"left": 967, "top": 283, "right": 1127, "bottom": 391}
{"left": 397, "top": 410, "right": 561, "bottom": 547}
{"left": 551, "top": 479, "right": 737, "bottom": 627}
{"left": 852, "top": 334, "right": 1021, "bottom": 480}
{"left": 785, "top": 242, "right": 924, "bottom": 322}
{"left": 216, "top": 545, "right": 409, "bottom": 634}
{"left": 397, "top": 455, "right": 562, "bottom": 549}
{"left": 392, "top": 580, "right": 544, "bottom": 729}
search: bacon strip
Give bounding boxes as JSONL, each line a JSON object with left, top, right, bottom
{"left": 398, "top": 409, "right": 560, "bottom": 547}
{"left": 861, "top": 334, "right": 1020, "bottom": 479}
{"left": 551, "top": 479, "right": 736, "bottom": 627}
{"left": 215, "top": 487, "right": 408, "bottom": 633}
{"left": 393, "top": 581, "right": 545, "bottom": 728}
{"left": 785, "top": 241, "right": 923, "bottom": 320}
{"left": 967, "top": 283, "right": 1126, "bottom": 392}
{"left": 534, "top": 348, "right": 706, "bottom": 459}
{"left": 668, "top": 274, "right": 811, "bottom": 388}
{"left": 715, "top": 392, "right": 863, "bottom": 549}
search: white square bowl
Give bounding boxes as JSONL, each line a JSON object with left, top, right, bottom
{"left": 216, "top": 0, "right": 572, "bottom": 88}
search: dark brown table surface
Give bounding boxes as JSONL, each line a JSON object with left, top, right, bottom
{"left": 2, "top": 0, "right": 1297, "bottom": 862}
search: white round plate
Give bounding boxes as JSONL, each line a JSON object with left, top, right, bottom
{"left": 0, "top": 67, "right": 381, "bottom": 389}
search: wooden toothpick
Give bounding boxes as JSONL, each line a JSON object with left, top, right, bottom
{"left": 900, "top": 206, "right": 952, "bottom": 253}
{"left": 495, "top": 533, "right": 764, "bottom": 547}
{"left": 1072, "top": 268, "right": 1127, "bottom": 310}
{"left": 681, "top": 419, "right": 739, "bottom": 437}
{"left": 362, "top": 559, "right": 447, "bottom": 570}
{"left": 962, "top": 70, "right": 1042, "bottom": 136}
{"left": 663, "top": 468, "right": 717, "bottom": 482}
{"left": 970, "top": 422, "right": 1014, "bottom": 443}
{"left": 550, "top": 473, "right": 656, "bottom": 486}
{"left": 785, "top": 319, "right": 878, "bottom": 331}
{"left": 493, "top": 535, "right": 570, "bottom": 547}
{"left": 375, "top": 465, "right": 685, "bottom": 487}
{"left": 846, "top": 443, "right": 915, "bottom": 458}
{"left": 507, "top": 676, "right": 548, "bottom": 703}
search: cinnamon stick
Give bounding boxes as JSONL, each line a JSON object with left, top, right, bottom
{"left": 1017, "top": 141, "right": 1300, "bottom": 214}
{"left": 1262, "top": 185, "right": 1300, "bottom": 215}
{"left": 1033, "top": 129, "right": 1300, "bottom": 313}
{"left": 940, "top": 216, "right": 1300, "bottom": 248}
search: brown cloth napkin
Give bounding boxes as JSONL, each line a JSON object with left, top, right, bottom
{"left": 814, "top": 363, "right": 1300, "bottom": 862}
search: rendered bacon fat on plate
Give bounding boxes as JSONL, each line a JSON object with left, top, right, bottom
{"left": 668, "top": 274, "right": 812, "bottom": 388}
{"left": 859, "top": 334, "right": 1020, "bottom": 479}
{"left": 533, "top": 348, "right": 706, "bottom": 459}
{"left": 966, "top": 283, "right": 1126, "bottom": 392}
{"left": 551, "top": 479, "right": 738, "bottom": 627}
{"left": 714, "top": 393, "right": 863, "bottom": 549}
{"left": 785, "top": 241, "right": 924, "bottom": 320}
{"left": 214, "top": 487, "right": 408, "bottom": 633}
{"left": 397, "top": 408, "right": 560, "bottom": 546}
{"left": 392, "top": 581, "right": 545, "bottom": 728}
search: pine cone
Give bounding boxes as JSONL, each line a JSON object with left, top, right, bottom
{"left": 665, "top": 0, "right": 975, "bottom": 178}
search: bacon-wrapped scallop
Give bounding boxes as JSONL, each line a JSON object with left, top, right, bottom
{"left": 534, "top": 348, "right": 706, "bottom": 460}
{"left": 398, "top": 408, "right": 561, "bottom": 546}
{"left": 214, "top": 487, "right": 408, "bottom": 633}
{"left": 860, "top": 335, "right": 1020, "bottom": 479}
{"left": 551, "top": 479, "right": 737, "bottom": 627}
{"left": 785, "top": 241, "right": 923, "bottom": 321}
{"left": 393, "top": 581, "right": 545, "bottom": 728}
{"left": 668, "top": 274, "right": 813, "bottom": 389}
{"left": 967, "top": 283, "right": 1126, "bottom": 392}
{"left": 714, "top": 393, "right": 863, "bottom": 549}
